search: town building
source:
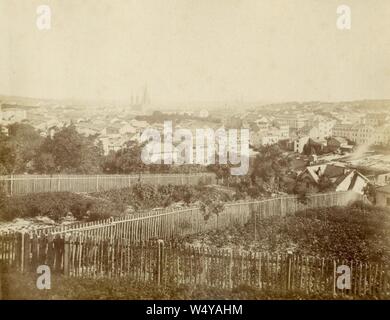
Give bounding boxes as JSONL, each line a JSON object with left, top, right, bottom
{"left": 332, "top": 124, "right": 377, "bottom": 145}
{"left": 275, "top": 114, "right": 308, "bottom": 130}
{"left": 0, "top": 104, "right": 27, "bottom": 123}
{"left": 249, "top": 125, "right": 289, "bottom": 148}
{"left": 294, "top": 136, "right": 310, "bottom": 153}
{"left": 364, "top": 113, "right": 387, "bottom": 127}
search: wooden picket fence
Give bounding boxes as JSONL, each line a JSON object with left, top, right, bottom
{"left": 1, "top": 191, "right": 386, "bottom": 297}
{"left": 0, "top": 173, "right": 216, "bottom": 195}
{"left": 0, "top": 191, "right": 373, "bottom": 297}
{"left": 33, "top": 191, "right": 362, "bottom": 241}
{"left": 1, "top": 234, "right": 389, "bottom": 297}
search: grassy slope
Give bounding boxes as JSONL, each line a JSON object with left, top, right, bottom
{"left": 1, "top": 273, "right": 368, "bottom": 300}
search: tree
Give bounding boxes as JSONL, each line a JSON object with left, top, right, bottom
{"left": 0, "top": 183, "right": 7, "bottom": 208}
{"left": 292, "top": 179, "right": 312, "bottom": 205}
{"left": 207, "top": 164, "right": 231, "bottom": 185}
{"left": 199, "top": 198, "right": 225, "bottom": 221}
{"left": 7, "top": 123, "right": 43, "bottom": 173}
{"left": 33, "top": 152, "right": 56, "bottom": 174}
{"left": 102, "top": 141, "right": 146, "bottom": 174}
{"left": 363, "top": 183, "right": 376, "bottom": 204}
{"left": 250, "top": 144, "right": 290, "bottom": 191}
{"left": 34, "top": 125, "right": 104, "bottom": 174}
{"left": 0, "top": 127, "right": 14, "bottom": 174}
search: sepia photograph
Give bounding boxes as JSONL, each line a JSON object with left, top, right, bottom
{"left": 1, "top": 0, "right": 390, "bottom": 308}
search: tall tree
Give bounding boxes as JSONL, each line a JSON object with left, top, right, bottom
{"left": 250, "top": 144, "right": 290, "bottom": 190}
{"left": 35, "top": 125, "right": 103, "bottom": 174}
{"left": 103, "top": 141, "right": 146, "bottom": 174}
{"left": 0, "top": 126, "right": 14, "bottom": 174}
{"left": 7, "top": 123, "right": 43, "bottom": 173}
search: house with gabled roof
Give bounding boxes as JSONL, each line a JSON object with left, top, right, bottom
{"left": 297, "top": 163, "right": 369, "bottom": 194}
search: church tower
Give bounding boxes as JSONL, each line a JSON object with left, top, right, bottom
{"left": 142, "top": 85, "right": 151, "bottom": 105}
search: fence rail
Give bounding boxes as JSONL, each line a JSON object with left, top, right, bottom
{"left": 33, "top": 191, "right": 362, "bottom": 241}
{"left": 0, "top": 173, "right": 216, "bottom": 195}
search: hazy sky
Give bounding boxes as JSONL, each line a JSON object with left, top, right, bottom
{"left": 1, "top": 0, "right": 390, "bottom": 103}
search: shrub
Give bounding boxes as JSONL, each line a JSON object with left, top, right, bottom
{"left": 92, "top": 183, "right": 234, "bottom": 211}
{"left": 1, "top": 192, "right": 121, "bottom": 222}
{"left": 184, "top": 203, "right": 390, "bottom": 263}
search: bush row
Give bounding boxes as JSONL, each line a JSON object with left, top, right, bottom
{"left": 0, "top": 183, "right": 236, "bottom": 222}
{"left": 0, "top": 192, "right": 121, "bottom": 222}
{"left": 91, "top": 183, "right": 235, "bottom": 211}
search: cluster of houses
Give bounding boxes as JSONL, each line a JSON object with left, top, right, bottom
{"left": 293, "top": 161, "right": 390, "bottom": 209}
{"left": 295, "top": 163, "right": 369, "bottom": 194}
{"left": 242, "top": 110, "right": 390, "bottom": 155}
{"left": 241, "top": 109, "right": 390, "bottom": 206}
{"left": 2, "top": 101, "right": 390, "bottom": 208}
{"left": 0, "top": 103, "right": 28, "bottom": 125}
{"left": 0, "top": 102, "right": 151, "bottom": 155}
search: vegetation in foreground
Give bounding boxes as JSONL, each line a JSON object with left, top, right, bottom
{"left": 184, "top": 202, "right": 390, "bottom": 264}
{"left": 0, "top": 272, "right": 376, "bottom": 300}
{"left": 0, "top": 183, "right": 237, "bottom": 223}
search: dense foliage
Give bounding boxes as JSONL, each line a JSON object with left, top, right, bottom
{"left": 184, "top": 202, "right": 390, "bottom": 263}
{"left": 35, "top": 125, "right": 104, "bottom": 174}
{"left": 0, "top": 123, "right": 205, "bottom": 175}
{"left": 0, "top": 192, "right": 121, "bottom": 222}
{"left": 0, "top": 123, "right": 43, "bottom": 174}
{"left": 92, "top": 183, "right": 235, "bottom": 211}
{"left": 0, "top": 184, "right": 237, "bottom": 222}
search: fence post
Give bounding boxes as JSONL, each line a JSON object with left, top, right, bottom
{"left": 333, "top": 259, "right": 337, "bottom": 297}
{"left": 22, "top": 233, "right": 30, "bottom": 272}
{"left": 254, "top": 205, "right": 257, "bottom": 241}
{"left": 10, "top": 174, "right": 13, "bottom": 196}
{"left": 229, "top": 249, "right": 234, "bottom": 289}
{"left": 286, "top": 252, "right": 292, "bottom": 291}
{"left": 157, "top": 239, "right": 164, "bottom": 286}
{"left": 20, "top": 232, "right": 25, "bottom": 273}
{"left": 96, "top": 176, "right": 99, "bottom": 192}
{"left": 63, "top": 234, "right": 70, "bottom": 276}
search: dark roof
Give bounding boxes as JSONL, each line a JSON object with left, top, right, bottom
{"left": 348, "top": 173, "right": 359, "bottom": 191}
{"left": 331, "top": 136, "right": 348, "bottom": 144}
{"left": 323, "top": 165, "right": 345, "bottom": 178}
{"left": 334, "top": 171, "right": 350, "bottom": 186}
